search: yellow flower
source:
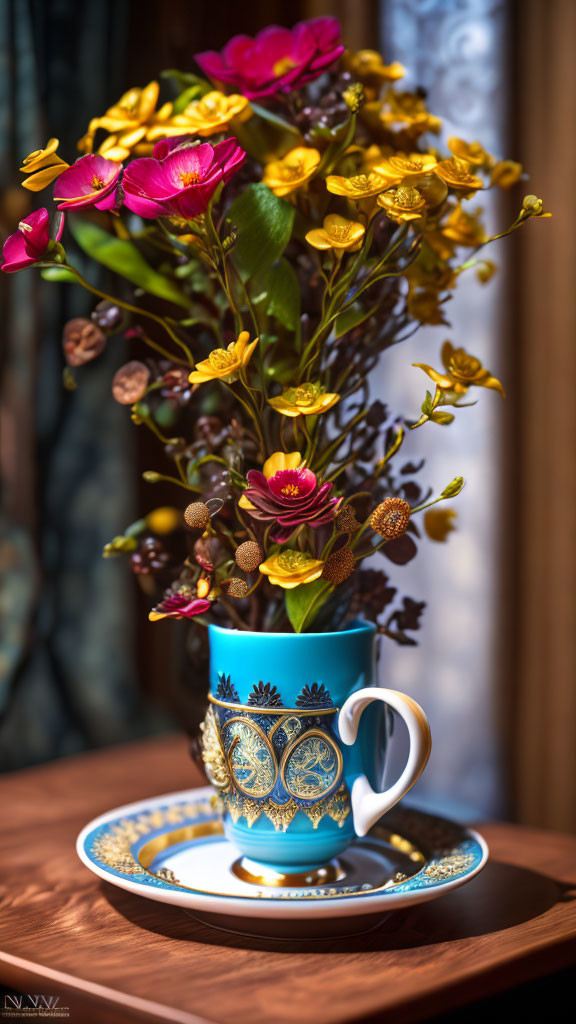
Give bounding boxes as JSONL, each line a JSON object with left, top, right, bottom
{"left": 77, "top": 81, "right": 174, "bottom": 162}
{"left": 407, "top": 286, "right": 449, "bottom": 326}
{"left": 377, "top": 184, "right": 427, "bottom": 222}
{"left": 374, "top": 151, "right": 437, "bottom": 183}
{"left": 268, "top": 382, "right": 340, "bottom": 417}
{"left": 476, "top": 260, "right": 497, "bottom": 284}
{"left": 306, "top": 214, "right": 365, "bottom": 253}
{"left": 238, "top": 452, "right": 303, "bottom": 511}
{"left": 424, "top": 507, "right": 457, "bottom": 542}
{"left": 435, "top": 158, "right": 484, "bottom": 193}
{"left": 442, "top": 204, "right": 487, "bottom": 246}
{"left": 326, "top": 171, "right": 388, "bottom": 200}
{"left": 146, "top": 507, "right": 182, "bottom": 534}
{"left": 520, "top": 194, "right": 551, "bottom": 219}
{"left": 155, "top": 91, "right": 251, "bottom": 139}
{"left": 189, "top": 331, "right": 259, "bottom": 384}
{"left": 259, "top": 549, "right": 324, "bottom": 589}
{"left": 264, "top": 452, "right": 303, "bottom": 477}
{"left": 490, "top": 160, "right": 523, "bottom": 189}
{"left": 447, "top": 137, "right": 492, "bottom": 167}
{"left": 263, "top": 147, "right": 321, "bottom": 197}
{"left": 414, "top": 340, "right": 505, "bottom": 396}
{"left": 342, "top": 50, "right": 405, "bottom": 84}
{"left": 379, "top": 90, "right": 442, "bottom": 135}
{"left": 20, "top": 138, "right": 69, "bottom": 191}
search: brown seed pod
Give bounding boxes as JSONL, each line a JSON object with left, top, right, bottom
{"left": 224, "top": 578, "right": 249, "bottom": 598}
{"left": 62, "top": 318, "right": 106, "bottom": 367}
{"left": 184, "top": 502, "right": 211, "bottom": 530}
{"left": 370, "top": 497, "right": 411, "bottom": 539}
{"left": 322, "top": 547, "right": 356, "bottom": 585}
{"left": 335, "top": 503, "right": 361, "bottom": 534}
{"left": 235, "top": 540, "right": 263, "bottom": 573}
{"left": 112, "top": 360, "right": 151, "bottom": 404}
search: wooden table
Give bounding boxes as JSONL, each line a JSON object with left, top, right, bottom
{"left": 1, "top": 735, "right": 575, "bottom": 1024}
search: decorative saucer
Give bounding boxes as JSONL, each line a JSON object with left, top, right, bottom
{"left": 77, "top": 787, "right": 487, "bottom": 936}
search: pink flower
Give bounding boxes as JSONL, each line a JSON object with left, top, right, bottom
{"left": 149, "top": 591, "right": 212, "bottom": 621}
{"left": 122, "top": 138, "right": 246, "bottom": 220}
{"left": 195, "top": 18, "right": 344, "bottom": 99}
{"left": 242, "top": 467, "right": 340, "bottom": 542}
{"left": 53, "top": 154, "right": 122, "bottom": 211}
{"left": 1, "top": 208, "right": 64, "bottom": 273}
{"left": 152, "top": 135, "right": 193, "bottom": 160}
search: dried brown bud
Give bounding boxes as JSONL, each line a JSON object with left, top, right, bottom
{"left": 235, "top": 540, "right": 263, "bottom": 572}
{"left": 336, "top": 504, "right": 361, "bottom": 534}
{"left": 370, "top": 497, "right": 411, "bottom": 539}
{"left": 322, "top": 547, "right": 356, "bottom": 585}
{"left": 224, "top": 578, "right": 249, "bottom": 598}
{"left": 112, "top": 361, "right": 151, "bottom": 404}
{"left": 184, "top": 502, "right": 211, "bottom": 530}
{"left": 62, "top": 318, "right": 106, "bottom": 367}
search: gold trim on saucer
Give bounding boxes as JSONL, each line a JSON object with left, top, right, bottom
{"left": 138, "top": 821, "right": 224, "bottom": 870}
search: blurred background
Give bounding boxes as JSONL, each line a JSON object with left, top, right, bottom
{"left": 1, "top": 0, "right": 574, "bottom": 833}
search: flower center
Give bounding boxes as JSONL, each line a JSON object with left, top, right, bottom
{"left": 281, "top": 483, "right": 301, "bottom": 497}
{"left": 280, "top": 159, "right": 304, "bottom": 181}
{"left": 180, "top": 170, "right": 202, "bottom": 186}
{"left": 450, "top": 159, "right": 474, "bottom": 181}
{"left": 277, "top": 550, "right": 311, "bottom": 571}
{"left": 273, "top": 55, "right": 297, "bottom": 77}
{"left": 394, "top": 185, "right": 422, "bottom": 209}
{"left": 451, "top": 352, "right": 481, "bottom": 378}
{"left": 91, "top": 176, "right": 106, "bottom": 191}
{"left": 328, "top": 223, "right": 352, "bottom": 241}
{"left": 208, "top": 348, "right": 235, "bottom": 371}
{"left": 350, "top": 174, "right": 370, "bottom": 190}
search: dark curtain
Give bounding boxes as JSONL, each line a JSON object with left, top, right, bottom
{"left": 0, "top": 0, "right": 155, "bottom": 769}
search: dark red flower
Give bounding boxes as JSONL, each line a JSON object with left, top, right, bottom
{"left": 149, "top": 589, "right": 211, "bottom": 621}
{"left": 195, "top": 18, "right": 344, "bottom": 100}
{"left": 242, "top": 467, "right": 340, "bottom": 542}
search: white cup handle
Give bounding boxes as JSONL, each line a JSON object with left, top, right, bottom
{"left": 338, "top": 687, "right": 432, "bottom": 837}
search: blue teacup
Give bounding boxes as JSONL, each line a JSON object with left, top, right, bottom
{"left": 201, "top": 621, "right": 431, "bottom": 879}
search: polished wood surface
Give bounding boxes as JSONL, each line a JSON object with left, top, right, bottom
{"left": 1, "top": 735, "right": 575, "bottom": 1024}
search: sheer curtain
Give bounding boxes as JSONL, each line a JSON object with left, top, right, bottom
{"left": 376, "top": 0, "right": 510, "bottom": 820}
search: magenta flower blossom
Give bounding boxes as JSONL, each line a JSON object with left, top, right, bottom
{"left": 53, "top": 154, "right": 122, "bottom": 211}
{"left": 122, "top": 138, "right": 245, "bottom": 220}
{"left": 195, "top": 18, "right": 344, "bottom": 100}
{"left": 152, "top": 135, "right": 194, "bottom": 160}
{"left": 1, "top": 208, "right": 64, "bottom": 273}
{"left": 149, "top": 591, "right": 212, "bottom": 621}
{"left": 242, "top": 467, "right": 340, "bottom": 542}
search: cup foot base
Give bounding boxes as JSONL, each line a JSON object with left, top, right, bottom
{"left": 231, "top": 856, "right": 345, "bottom": 888}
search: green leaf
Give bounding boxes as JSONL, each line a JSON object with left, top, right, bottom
{"left": 228, "top": 184, "right": 295, "bottom": 280}
{"left": 250, "top": 103, "right": 302, "bottom": 138}
{"left": 257, "top": 259, "right": 300, "bottom": 330}
{"left": 430, "top": 411, "right": 455, "bottom": 425}
{"left": 421, "top": 390, "right": 433, "bottom": 415}
{"left": 68, "top": 218, "right": 189, "bottom": 309}
{"left": 41, "top": 266, "right": 77, "bottom": 283}
{"left": 334, "top": 302, "right": 370, "bottom": 339}
{"left": 285, "top": 580, "right": 333, "bottom": 633}
{"left": 441, "top": 476, "right": 465, "bottom": 498}
{"left": 172, "top": 84, "right": 205, "bottom": 113}
{"left": 161, "top": 69, "right": 211, "bottom": 95}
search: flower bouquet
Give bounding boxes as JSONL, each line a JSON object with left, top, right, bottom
{"left": 3, "top": 17, "right": 548, "bottom": 641}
